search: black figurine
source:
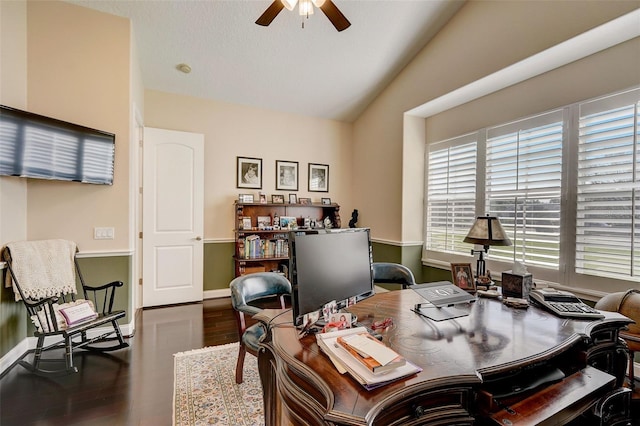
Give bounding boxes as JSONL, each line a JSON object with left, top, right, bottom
{"left": 349, "top": 209, "right": 359, "bottom": 228}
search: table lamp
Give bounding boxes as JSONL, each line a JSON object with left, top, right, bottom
{"left": 463, "top": 215, "right": 512, "bottom": 283}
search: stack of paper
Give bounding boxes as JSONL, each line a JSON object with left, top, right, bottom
{"left": 316, "top": 327, "right": 421, "bottom": 390}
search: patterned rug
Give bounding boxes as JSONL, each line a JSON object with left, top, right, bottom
{"left": 173, "top": 343, "right": 264, "bottom": 425}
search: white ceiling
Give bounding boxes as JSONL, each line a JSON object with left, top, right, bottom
{"left": 67, "top": 0, "right": 465, "bottom": 122}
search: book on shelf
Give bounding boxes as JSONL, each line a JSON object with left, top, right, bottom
{"left": 316, "top": 327, "right": 421, "bottom": 390}
{"left": 336, "top": 332, "right": 406, "bottom": 374}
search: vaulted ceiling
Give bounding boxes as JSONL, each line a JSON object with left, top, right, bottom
{"left": 68, "top": 0, "right": 465, "bottom": 122}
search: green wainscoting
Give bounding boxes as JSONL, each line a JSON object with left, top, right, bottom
{"left": 0, "top": 280, "right": 26, "bottom": 360}
{"left": 371, "top": 241, "right": 424, "bottom": 288}
{"left": 204, "top": 241, "right": 235, "bottom": 291}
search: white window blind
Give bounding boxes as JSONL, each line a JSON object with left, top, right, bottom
{"left": 426, "top": 139, "right": 477, "bottom": 254}
{"left": 576, "top": 88, "right": 640, "bottom": 281}
{"left": 486, "top": 110, "right": 563, "bottom": 268}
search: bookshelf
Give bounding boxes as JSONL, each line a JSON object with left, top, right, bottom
{"left": 233, "top": 201, "right": 341, "bottom": 277}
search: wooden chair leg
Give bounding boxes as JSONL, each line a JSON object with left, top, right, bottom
{"left": 235, "top": 344, "right": 246, "bottom": 384}
{"left": 629, "top": 350, "right": 635, "bottom": 391}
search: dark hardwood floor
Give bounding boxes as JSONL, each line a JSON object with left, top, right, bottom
{"left": 0, "top": 298, "right": 244, "bottom": 426}
{"left": 1, "top": 297, "right": 639, "bottom": 426}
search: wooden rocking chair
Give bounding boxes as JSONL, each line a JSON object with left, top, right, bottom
{"left": 2, "top": 239, "right": 129, "bottom": 377}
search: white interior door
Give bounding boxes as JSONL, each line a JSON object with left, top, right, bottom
{"left": 142, "top": 127, "right": 204, "bottom": 307}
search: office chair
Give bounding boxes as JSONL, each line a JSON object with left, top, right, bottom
{"left": 229, "top": 272, "right": 292, "bottom": 384}
{"left": 372, "top": 262, "right": 417, "bottom": 289}
{"left": 595, "top": 289, "right": 640, "bottom": 390}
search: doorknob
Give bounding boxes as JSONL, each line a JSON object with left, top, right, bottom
{"left": 195, "top": 236, "right": 202, "bottom": 241}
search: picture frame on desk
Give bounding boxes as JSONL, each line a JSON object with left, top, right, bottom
{"left": 237, "top": 156, "right": 262, "bottom": 189}
{"left": 451, "top": 263, "right": 475, "bottom": 292}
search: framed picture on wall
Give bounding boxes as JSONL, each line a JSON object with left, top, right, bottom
{"left": 308, "top": 163, "right": 329, "bottom": 192}
{"left": 451, "top": 263, "right": 475, "bottom": 293}
{"left": 276, "top": 160, "right": 298, "bottom": 191}
{"left": 237, "top": 156, "right": 262, "bottom": 189}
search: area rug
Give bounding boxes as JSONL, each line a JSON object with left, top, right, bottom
{"left": 173, "top": 343, "right": 264, "bottom": 426}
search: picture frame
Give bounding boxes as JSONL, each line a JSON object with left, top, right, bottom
{"left": 259, "top": 192, "right": 267, "bottom": 204}
{"left": 276, "top": 160, "right": 299, "bottom": 191}
{"left": 238, "top": 194, "right": 254, "bottom": 203}
{"left": 280, "top": 216, "right": 298, "bottom": 229}
{"left": 309, "top": 163, "right": 329, "bottom": 192}
{"left": 271, "top": 194, "right": 285, "bottom": 204}
{"left": 321, "top": 197, "right": 331, "bottom": 205}
{"left": 289, "top": 193, "right": 297, "bottom": 204}
{"left": 242, "top": 216, "right": 252, "bottom": 230}
{"left": 299, "top": 197, "right": 312, "bottom": 205}
{"left": 451, "top": 263, "right": 475, "bottom": 292}
{"left": 257, "top": 215, "right": 272, "bottom": 229}
{"left": 237, "top": 156, "right": 262, "bottom": 189}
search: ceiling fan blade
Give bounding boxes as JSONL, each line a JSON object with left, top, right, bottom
{"left": 256, "top": 1, "right": 285, "bottom": 27}
{"left": 318, "top": 0, "right": 350, "bottom": 32}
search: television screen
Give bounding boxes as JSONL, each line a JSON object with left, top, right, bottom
{"left": 0, "top": 105, "right": 115, "bottom": 185}
{"left": 289, "top": 228, "right": 374, "bottom": 326}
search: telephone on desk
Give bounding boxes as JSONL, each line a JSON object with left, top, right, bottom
{"left": 529, "top": 288, "right": 604, "bottom": 319}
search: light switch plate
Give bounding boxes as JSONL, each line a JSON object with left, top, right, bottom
{"left": 94, "top": 227, "right": 115, "bottom": 240}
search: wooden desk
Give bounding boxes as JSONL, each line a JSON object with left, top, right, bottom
{"left": 257, "top": 290, "right": 633, "bottom": 425}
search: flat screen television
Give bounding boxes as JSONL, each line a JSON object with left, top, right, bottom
{"left": 288, "top": 228, "right": 375, "bottom": 326}
{"left": 0, "top": 105, "right": 115, "bottom": 185}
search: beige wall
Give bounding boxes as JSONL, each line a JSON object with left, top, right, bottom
{"left": 353, "top": 0, "right": 640, "bottom": 244}
{"left": 144, "top": 90, "right": 355, "bottom": 240}
{"left": 25, "top": 1, "right": 131, "bottom": 251}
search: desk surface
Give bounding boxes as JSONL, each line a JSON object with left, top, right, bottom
{"left": 259, "top": 290, "right": 632, "bottom": 425}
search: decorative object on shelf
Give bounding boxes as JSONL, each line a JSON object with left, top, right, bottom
{"left": 239, "top": 194, "right": 254, "bottom": 203}
{"left": 237, "top": 156, "right": 262, "bottom": 189}
{"left": 289, "top": 194, "right": 298, "bottom": 204}
{"left": 276, "top": 160, "right": 299, "bottom": 191}
{"left": 259, "top": 192, "right": 267, "bottom": 204}
{"left": 280, "top": 216, "right": 297, "bottom": 229}
{"left": 321, "top": 197, "right": 331, "bottom": 205}
{"left": 463, "top": 215, "right": 512, "bottom": 284}
{"left": 323, "top": 216, "right": 332, "bottom": 228}
{"left": 242, "top": 217, "right": 252, "bottom": 230}
{"left": 309, "top": 163, "right": 329, "bottom": 192}
{"left": 257, "top": 216, "right": 272, "bottom": 230}
{"left": 272, "top": 194, "right": 285, "bottom": 204}
{"left": 349, "top": 209, "right": 358, "bottom": 228}
{"left": 451, "top": 263, "right": 475, "bottom": 293}
{"left": 299, "top": 197, "right": 312, "bottom": 205}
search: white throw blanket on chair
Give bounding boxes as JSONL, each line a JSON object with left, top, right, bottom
{"left": 6, "top": 239, "right": 78, "bottom": 302}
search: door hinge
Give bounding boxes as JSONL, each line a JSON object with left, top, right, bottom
{"left": 139, "top": 278, "right": 143, "bottom": 286}
{"left": 139, "top": 231, "right": 143, "bottom": 239}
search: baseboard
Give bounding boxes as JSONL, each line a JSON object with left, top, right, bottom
{"left": 0, "top": 319, "right": 135, "bottom": 376}
{"left": 204, "top": 288, "right": 230, "bottom": 299}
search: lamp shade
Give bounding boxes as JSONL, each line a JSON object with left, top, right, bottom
{"left": 282, "top": 0, "right": 298, "bottom": 11}
{"left": 463, "top": 216, "right": 512, "bottom": 247}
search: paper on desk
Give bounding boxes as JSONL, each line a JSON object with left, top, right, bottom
{"left": 317, "top": 327, "right": 421, "bottom": 389}
{"left": 340, "top": 333, "right": 399, "bottom": 365}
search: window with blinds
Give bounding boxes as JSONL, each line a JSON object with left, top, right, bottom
{"left": 485, "top": 110, "right": 563, "bottom": 268}
{"left": 576, "top": 88, "right": 640, "bottom": 281}
{"left": 426, "top": 138, "right": 477, "bottom": 254}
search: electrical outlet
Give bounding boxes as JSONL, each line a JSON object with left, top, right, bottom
{"left": 94, "top": 227, "right": 115, "bottom": 240}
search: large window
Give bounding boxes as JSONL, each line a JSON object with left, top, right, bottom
{"left": 425, "top": 87, "right": 640, "bottom": 284}
{"left": 426, "top": 136, "right": 477, "bottom": 254}
{"left": 576, "top": 89, "right": 640, "bottom": 280}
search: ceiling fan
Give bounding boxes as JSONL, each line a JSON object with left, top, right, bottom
{"left": 256, "top": 0, "right": 351, "bottom": 32}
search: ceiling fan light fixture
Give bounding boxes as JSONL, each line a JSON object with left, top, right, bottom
{"left": 311, "top": 0, "right": 325, "bottom": 7}
{"left": 299, "top": 0, "right": 314, "bottom": 16}
{"left": 281, "top": 0, "right": 297, "bottom": 11}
